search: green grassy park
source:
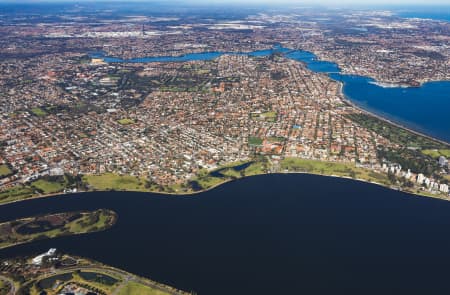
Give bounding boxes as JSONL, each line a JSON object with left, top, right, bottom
{"left": 118, "top": 281, "right": 171, "bottom": 295}
{"left": 117, "top": 118, "right": 135, "bottom": 125}
{"left": 251, "top": 111, "right": 277, "bottom": 122}
{"left": 248, "top": 136, "right": 263, "bottom": 146}
{"left": 280, "top": 157, "right": 391, "bottom": 186}
{"left": 0, "top": 186, "right": 34, "bottom": 204}
{"left": 0, "top": 165, "right": 12, "bottom": 177}
{"left": 422, "top": 149, "right": 450, "bottom": 159}
{"left": 31, "top": 179, "right": 65, "bottom": 194}
{"left": 30, "top": 107, "right": 47, "bottom": 117}
{"left": 83, "top": 173, "right": 147, "bottom": 191}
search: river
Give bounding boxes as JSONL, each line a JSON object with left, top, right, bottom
{"left": 1, "top": 174, "right": 450, "bottom": 294}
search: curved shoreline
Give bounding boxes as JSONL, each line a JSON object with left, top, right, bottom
{"left": 0, "top": 171, "right": 447, "bottom": 209}
{"left": 336, "top": 80, "right": 450, "bottom": 147}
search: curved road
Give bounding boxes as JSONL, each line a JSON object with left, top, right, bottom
{"left": 0, "top": 275, "right": 15, "bottom": 295}
{"left": 19, "top": 265, "right": 187, "bottom": 295}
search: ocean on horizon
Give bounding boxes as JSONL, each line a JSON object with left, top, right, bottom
{"left": 393, "top": 6, "right": 450, "bottom": 22}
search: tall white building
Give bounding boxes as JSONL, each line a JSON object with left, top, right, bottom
{"left": 417, "top": 173, "right": 425, "bottom": 185}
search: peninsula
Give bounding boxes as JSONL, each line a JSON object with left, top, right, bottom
{"left": 0, "top": 209, "right": 117, "bottom": 250}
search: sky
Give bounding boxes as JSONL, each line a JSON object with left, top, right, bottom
{"left": 1, "top": 0, "right": 449, "bottom": 4}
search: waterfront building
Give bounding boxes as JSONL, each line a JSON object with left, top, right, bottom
{"left": 32, "top": 248, "right": 57, "bottom": 265}
{"left": 417, "top": 173, "right": 425, "bottom": 185}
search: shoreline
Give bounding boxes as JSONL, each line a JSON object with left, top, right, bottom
{"left": 0, "top": 171, "right": 448, "bottom": 209}
{"left": 335, "top": 80, "right": 450, "bottom": 147}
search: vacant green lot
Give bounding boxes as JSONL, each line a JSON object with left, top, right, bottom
{"left": 280, "top": 158, "right": 390, "bottom": 186}
{"left": 30, "top": 107, "right": 47, "bottom": 117}
{"left": 0, "top": 165, "right": 12, "bottom": 177}
{"left": 83, "top": 173, "right": 147, "bottom": 191}
{"left": 117, "top": 118, "right": 135, "bottom": 125}
{"left": 118, "top": 281, "right": 170, "bottom": 295}
{"left": 422, "top": 149, "right": 450, "bottom": 159}
{"left": 31, "top": 179, "right": 64, "bottom": 194}
{"left": 251, "top": 111, "right": 277, "bottom": 122}
{"left": 248, "top": 136, "right": 263, "bottom": 146}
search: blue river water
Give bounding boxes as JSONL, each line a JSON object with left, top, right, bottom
{"left": 91, "top": 45, "right": 450, "bottom": 143}
{"left": 2, "top": 174, "right": 450, "bottom": 294}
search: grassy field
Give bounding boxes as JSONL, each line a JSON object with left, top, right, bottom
{"left": 83, "top": 173, "right": 147, "bottom": 191}
{"left": 31, "top": 179, "right": 64, "bottom": 194}
{"left": 242, "top": 161, "right": 267, "bottom": 176}
{"left": 0, "top": 186, "right": 34, "bottom": 203}
{"left": 118, "top": 281, "right": 170, "bottom": 295}
{"left": 0, "top": 165, "right": 12, "bottom": 177}
{"left": 117, "top": 118, "right": 135, "bottom": 125}
{"left": 422, "top": 149, "right": 450, "bottom": 159}
{"left": 192, "top": 169, "right": 225, "bottom": 190}
{"left": 30, "top": 107, "right": 47, "bottom": 117}
{"left": 252, "top": 111, "right": 277, "bottom": 122}
{"left": 248, "top": 136, "right": 263, "bottom": 146}
{"left": 219, "top": 168, "right": 241, "bottom": 178}
{"left": 280, "top": 158, "right": 390, "bottom": 186}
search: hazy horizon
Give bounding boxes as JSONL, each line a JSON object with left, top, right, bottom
{"left": 1, "top": 0, "right": 449, "bottom": 5}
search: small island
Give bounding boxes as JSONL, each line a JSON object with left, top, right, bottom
{"left": 0, "top": 251, "right": 189, "bottom": 295}
{"left": 0, "top": 209, "right": 117, "bottom": 250}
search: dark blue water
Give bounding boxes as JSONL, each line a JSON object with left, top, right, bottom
{"left": 90, "top": 45, "right": 291, "bottom": 63}
{"left": 330, "top": 74, "right": 450, "bottom": 142}
{"left": 396, "top": 7, "right": 450, "bottom": 22}
{"left": 286, "top": 50, "right": 341, "bottom": 73}
{"left": 91, "top": 45, "right": 450, "bottom": 143}
{"left": 91, "top": 51, "right": 224, "bottom": 63}
{"left": 1, "top": 174, "right": 450, "bottom": 294}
